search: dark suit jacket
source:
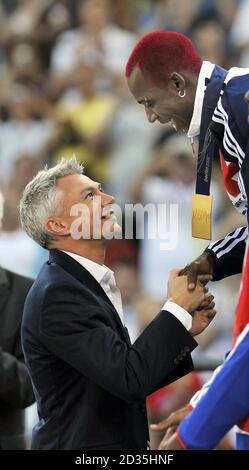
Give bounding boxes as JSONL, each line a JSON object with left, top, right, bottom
{"left": 0, "top": 267, "right": 34, "bottom": 449}
{"left": 21, "top": 249, "right": 197, "bottom": 450}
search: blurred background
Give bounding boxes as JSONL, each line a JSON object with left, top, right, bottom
{"left": 0, "top": 0, "right": 248, "bottom": 449}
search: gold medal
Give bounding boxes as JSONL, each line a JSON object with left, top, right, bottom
{"left": 192, "top": 193, "right": 213, "bottom": 240}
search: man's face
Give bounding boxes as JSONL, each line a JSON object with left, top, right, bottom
{"left": 50, "top": 173, "right": 120, "bottom": 242}
{"left": 127, "top": 67, "right": 193, "bottom": 132}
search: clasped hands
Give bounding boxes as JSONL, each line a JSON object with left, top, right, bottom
{"left": 168, "top": 252, "right": 215, "bottom": 337}
{"left": 152, "top": 252, "right": 216, "bottom": 449}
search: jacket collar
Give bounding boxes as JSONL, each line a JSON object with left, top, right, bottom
{"left": 49, "top": 249, "right": 110, "bottom": 299}
{"left": 188, "top": 61, "right": 215, "bottom": 139}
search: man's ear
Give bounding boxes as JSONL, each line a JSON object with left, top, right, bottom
{"left": 46, "top": 218, "right": 70, "bottom": 237}
{"left": 169, "top": 72, "right": 186, "bottom": 95}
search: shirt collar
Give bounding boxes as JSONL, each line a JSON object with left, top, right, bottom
{"left": 62, "top": 251, "right": 113, "bottom": 284}
{"left": 187, "top": 61, "right": 215, "bottom": 139}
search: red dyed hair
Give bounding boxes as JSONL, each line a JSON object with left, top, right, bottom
{"left": 125, "top": 30, "right": 202, "bottom": 85}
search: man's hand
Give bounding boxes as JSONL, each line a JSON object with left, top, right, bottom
{"left": 158, "top": 432, "right": 183, "bottom": 450}
{"left": 167, "top": 269, "right": 209, "bottom": 313}
{"left": 150, "top": 406, "right": 190, "bottom": 450}
{"left": 180, "top": 251, "right": 215, "bottom": 291}
{"left": 190, "top": 289, "right": 216, "bottom": 336}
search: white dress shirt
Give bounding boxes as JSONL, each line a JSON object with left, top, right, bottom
{"left": 62, "top": 250, "right": 124, "bottom": 323}
{"left": 62, "top": 251, "right": 192, "bottom": 331}
{"left": 188, "top": 61, "right": 215, "bottom": 139}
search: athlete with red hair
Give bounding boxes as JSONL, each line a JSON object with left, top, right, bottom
{"left": 126, "top": 30, "right": 202, "bottom": 131}
{"left": 126, "top": 31, "right": 249, "bottom": 450}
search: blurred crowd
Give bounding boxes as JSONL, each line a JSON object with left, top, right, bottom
{"left": 1, "top": 0, "right": 249, "bottom": 449}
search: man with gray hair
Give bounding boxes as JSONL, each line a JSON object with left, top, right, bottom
{"left": 0, "top": 190, "right": 34, "bottom": 449}
{"left": 20, "top": 156, "right": 215, "bottom": 450}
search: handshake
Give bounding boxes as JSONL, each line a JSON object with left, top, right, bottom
{"left": 167, "top": 251, "right": 216, "bottom": 337}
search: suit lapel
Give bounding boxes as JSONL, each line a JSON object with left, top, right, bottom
{"left": 49, "top": 250, "right": 131, "bottom": 344}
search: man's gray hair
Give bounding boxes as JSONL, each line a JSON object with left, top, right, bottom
{"left": 20, "top": 157, "right": 84, "bottom": 248}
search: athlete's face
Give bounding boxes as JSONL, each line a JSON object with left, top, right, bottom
{"left": 127, "top": 66, "right": 196, "bottom": 133}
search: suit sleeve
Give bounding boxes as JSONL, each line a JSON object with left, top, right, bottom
{"left": 178, "top": 326, "right": 249, "bottom": 449}
{"left": 0, "top": 335, "right": 34, "bottom": 408}
{"left": 205, "top": 226, "right": 247, "bottom": 281}
{"left": 39, "top": 283, "right": 197, "bottom": 403}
